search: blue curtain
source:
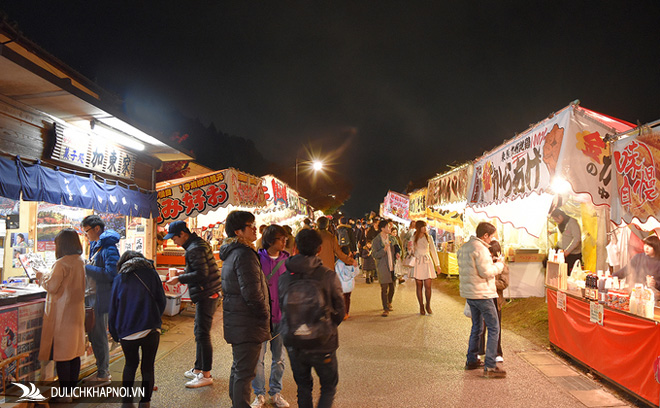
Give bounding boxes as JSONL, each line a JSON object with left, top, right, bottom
{"left": 17, "top": 159, "right": 62, "bottom": 203}
{"left": 0, "top": 156, "right": 22, "bottom": 200}
{"left": 2, "top": 157, "right": 158, "bottom": 218}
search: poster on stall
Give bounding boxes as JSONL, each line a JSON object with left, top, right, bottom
{"left": 0, "top": 306, "right": 18, "bottom": 392}
{"left": 611, "top": 125, "right": 660, "bottom": 226}
{"left": 17, "top": 301, "right": 43, "bottom": 381}
{"left": 383, "top": 191, "right": 410, "bottom": 223}
{"left": 37, "top": 203, "right": 87, "bottom": 252}
{"left": 408, "top": 188, "right": 427, "bottom": 221}
{"left": 157, "top": 169, "right": 266, "bottom": 223}
{"left": 287, "top": 189, "right": 300, "bottom": 214}
{"left": 11, "top": 232, "right": 31, "bottom": 268}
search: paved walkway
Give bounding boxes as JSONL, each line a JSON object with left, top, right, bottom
{"left": 76, "top": 278, "right": 633, "bottom": 408}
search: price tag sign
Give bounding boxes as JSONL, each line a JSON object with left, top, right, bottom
{"left": 589, "top": 301, "right": 604, "bottom": 326}
{"left": 557, "top": 291, "right": 567, "bottom": 312}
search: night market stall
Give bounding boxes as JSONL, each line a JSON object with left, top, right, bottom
{"left": 0, "top": 21, "right": 191, "bottom": 384}
{"left": 425, "top": 164, "right": 472, "bottom": 277}
{"left": 466, "top": 102, "right": 632, "bottom": 298}
{"left": 546, "top": 119, "right": 660, "bottom": 407}
{"left": 156, "top": 167, "right": 267, "bottom": 265}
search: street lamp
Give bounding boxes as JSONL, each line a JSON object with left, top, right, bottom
{"left": 296, "top": 158, "right": 325, "bottom": 192}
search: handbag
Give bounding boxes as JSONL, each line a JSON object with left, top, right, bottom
{"left": 403, "top": 255, "right": 416, "bottom": 268}
{"left": 85, "top": 306, "right": 95, "bottom": 333}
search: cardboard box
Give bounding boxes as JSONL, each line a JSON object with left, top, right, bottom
{"left": 164, "top": 294, "right": 182, "bottom": 316}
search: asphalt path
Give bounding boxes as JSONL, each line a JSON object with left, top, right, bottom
{"left": 90, "top": 277, "right": 629, "bottom": 408}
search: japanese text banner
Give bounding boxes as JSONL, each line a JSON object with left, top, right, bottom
{"left": 611, "top": 125, "right": 660, "bottom": 226}
{"left": 157, "top": 169, "right": 266, "bottom": 223}
{"left": 409, "top": 188, "right": 427, "bottom": 220}
{"left": 427, "top": 165, "right": 472, "bottom": 208}
{"left": 262, "top": 175, "right": 289, "bottom": 208}
{"left": 383, "top": 191, "right": 410, "bottom": 223}
{"left": 467, "top": 110, "right": 565, "bottom": 207}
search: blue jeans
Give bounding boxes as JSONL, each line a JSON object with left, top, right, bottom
{"left": 88, "top": 310, "right": 110, "bottom": 378}
{"left": 194, "top": 296, "right": 219, "bottom": 372}
{"left": 286, "top": 349, "right": 338, "bottom": 408}
{"left": 466, "top": 298, "right": 500, "bottom": 369}
{"left": 252, "top": 323, "right": 285, "bottom": 396}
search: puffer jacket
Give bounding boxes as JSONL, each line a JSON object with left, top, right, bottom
{"left": 109, "top": 257, "right": 166, "bottom": 342}
{"left": 458, "top": 236, "right": 503, "bottom": 300}
{"left": 279, "top": 254, "right": 345, "bottom": 353}
{"left": 220, "top": 237, "right": 271, "bottom": 345}
{"left": 86, "top": 230, "right": 120, "bottom": 314}
{"left": 178, "top": 233, "right": 222, "bottom": 303}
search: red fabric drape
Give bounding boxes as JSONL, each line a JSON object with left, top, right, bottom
{"left": 547, "top": 288, "right": 660, "bottom": 406}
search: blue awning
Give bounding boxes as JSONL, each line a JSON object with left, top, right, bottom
{"left": 4, "top": 156, "right": 157, "bottom": 218}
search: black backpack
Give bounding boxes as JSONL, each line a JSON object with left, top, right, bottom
{"left": 337, "top": 227, "right": 350, "bottom": 247}
{"left": 282, "top": 267, "right": 333, "bottom": 349}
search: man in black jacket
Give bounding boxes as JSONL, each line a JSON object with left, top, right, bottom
{"left": 165, "top": 220, "right": 222, "bottom": 388}
{"left": 219, "top": 211, "right": 271, "bottom": 408}
{"left": 279, "top": 229, "right": 345, "bottom": 408}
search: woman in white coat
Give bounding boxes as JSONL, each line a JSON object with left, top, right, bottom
{"left": 37, "top": 228, "right": 86, "bottom": 402}
{"left": 410, "top": 221, "right": 441, "bottom": 315}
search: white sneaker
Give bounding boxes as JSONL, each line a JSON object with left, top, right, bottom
{"left": 496, "top": 356, "right": 504, "bottom": 363}
{"left": 185, "top": 373, "right": 213, "bottom": 388}
{"left": 250, "top": 394, "right": 266, "bottom": 408}
{"left": 184, "top": 368, "right": 200, "bottom": 379}
{"left": 271, "top": 393, "right": 290, "bottom": 408}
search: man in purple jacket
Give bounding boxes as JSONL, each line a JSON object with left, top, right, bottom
{"left": 250, "top": 225, "right": 291, "bottom": 408}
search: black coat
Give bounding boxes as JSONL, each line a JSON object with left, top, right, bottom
{"left": 178, "top": 233, "right": 222, "bottom": 303}
{"left": 220, "top": 237, "right": 271, "bottom": 345}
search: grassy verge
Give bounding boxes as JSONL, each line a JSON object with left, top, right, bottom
{"left": 434, "top": 276, "right": 549, "bottom": 348}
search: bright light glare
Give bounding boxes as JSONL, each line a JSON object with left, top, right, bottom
{"left": 98, "top": 117, "right": 167, "bottom": 147}
{"left": 312, "top": 160, "right": 324, "bottom": 171}
{"left": 551, "top": 177, "right": 572, "bottom": 194}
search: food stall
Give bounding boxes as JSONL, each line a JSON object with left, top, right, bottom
{"left": 545, "top": 120, "right": 660, "bottom": 407}
{"left": 426, "top": 164, "right": 472, "bottom": 276}
{"left": 466, "top": 102, "right": 632, "bottom": 297}
{"left": 0, "top": 21, "right": 192, "bottom": 383}
{"left": 155, "top": 167, "right": 267, "bottom": 267}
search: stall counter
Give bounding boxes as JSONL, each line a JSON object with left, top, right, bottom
{"left": 547, "top": 287, "right": 660, "bottom": 407}
{"left": 438, "top": 251, "right": 458, "bottom": 276}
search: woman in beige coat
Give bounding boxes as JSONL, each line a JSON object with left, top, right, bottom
{"left": 37, "top": 228, "right": 86, "bottom": 400}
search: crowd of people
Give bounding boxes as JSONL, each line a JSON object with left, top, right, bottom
{"left": 33, "top": 211, "right": 514, "bottom": 408}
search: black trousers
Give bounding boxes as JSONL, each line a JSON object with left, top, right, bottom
{"left": 194, "top": 296, "right": 219, "bottom": 371}
{"left": 120, "top": 330, "right": 160, "bottom": 403}
{"left": 287, "top": 348, "right": 338, "bottom": 408}
{"left": 229, "top": 342, "right": 262, "bottom": 408}
{"left": 380, "top": 272, "right": 395, "bottom": 310}
{"left": 55, "top": 357, "right": 81, "bottom": 394}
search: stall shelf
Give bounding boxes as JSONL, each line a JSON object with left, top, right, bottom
{"left": 547, "top": 287, "right": 660, "bottom": 407}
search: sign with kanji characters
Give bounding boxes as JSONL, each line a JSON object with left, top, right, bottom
{"left": 467, "top": 104, "right": 631, "bottom": 209}
{"left": 51, "top": 123, "right": 137, "bottom": 180}
{"left": 157, "top": 169, "right": 266, "bottom": 223}
{"left": 409, "top": 188, "right": 427, "bottom": 220}
{"left": 383, "top": 191, "right": 410, "bottom": 223}
{"left": 611, "top": 126, "right": 660, "bottom": 225}
{"left": 262, "top": 175, "right": 289, "bottom": 207}
{"left": 427, "top": 164, "right": 472, "bottom": 208}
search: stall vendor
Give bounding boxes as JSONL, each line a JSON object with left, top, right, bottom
{"left": 613, "top": 235, "right": 660, "bottom": 290}
{"left": 551, "top": 209, "right": 582, "bottom": 274}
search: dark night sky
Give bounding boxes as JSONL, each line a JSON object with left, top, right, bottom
{"left": 2, "top": 1, "right": 659, "bottom": 217}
